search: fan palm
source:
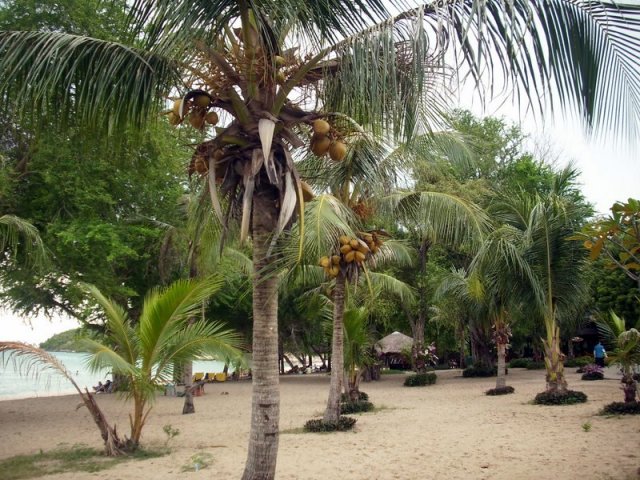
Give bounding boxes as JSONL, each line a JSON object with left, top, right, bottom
{"left": 2, "top": 1, "right": 640, "bottom": 477}
{"left": 596, "top": 312, "right": 640, "bottom": 403}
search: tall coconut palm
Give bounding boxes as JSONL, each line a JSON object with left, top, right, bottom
{"left": 2, "top": 1, "right": 640, "bottom": 477}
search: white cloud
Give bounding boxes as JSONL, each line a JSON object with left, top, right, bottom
{"left": 0, "top": 310, "right": 79, "bottom": 345}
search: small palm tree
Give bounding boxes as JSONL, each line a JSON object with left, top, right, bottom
{"left": 342, "top": 307, "right": 374, "bottom": 403}
{"left": 81, "top": 278, "right": 242, "bottom": 449}
{"left": 597, "top": 312, "right": 640, "bottom": 403}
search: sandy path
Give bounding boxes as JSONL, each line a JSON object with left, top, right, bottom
{"left": 0, "top": 368, "right": 638, "bottom": 479}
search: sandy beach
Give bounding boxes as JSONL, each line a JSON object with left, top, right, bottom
{"left": 1, "top": 367, "right": 638, "bottom": 479}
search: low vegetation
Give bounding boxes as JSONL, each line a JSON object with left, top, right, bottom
{"left": 403, "top": 372, "right": 437, "bottom": 387}
{"left": 0, "top": 445, "right": 164, "bottom": 480}
{"left": 463, "top": 365, "right": 497, "bottom": 378}
{"left": 533, "top": 390, "right": 588, "bottom": 405}
{"left": 600, "top": 401, "right": 640, "bottom": 416}
{"left": 486, "top": 386, "right": 515, "bottom": 395}
{"left": 303, "top": 417, "right": 357, "bottom": 433}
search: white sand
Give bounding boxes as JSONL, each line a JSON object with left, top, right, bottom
{"left": 0, "top": 368, "right": 638, "bottom": 479}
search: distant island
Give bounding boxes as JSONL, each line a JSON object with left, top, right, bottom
{"left": 39, "top": 328, "right": 87, "bottom": 352}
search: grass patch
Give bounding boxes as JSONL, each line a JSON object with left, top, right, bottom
{"left": 600, "top": 401, "right": 640, "bottom": 416}
{"left": 0, "top": 445, "right": 165, "bottom": 480}
{"left": 181, "top": 452, "right": 214, "bottom": 472}
{"left": 303, "top": 416, "right": 357, "bottom": 432}
{"left": 404, "top": 372, "right": 437, "bottom": 386}
{"left": 486, "top": 386, "right": 515, "bottom": 396}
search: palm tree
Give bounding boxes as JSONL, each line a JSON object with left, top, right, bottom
{"left": 597, "top": 312, "right": 640, "bottom": 403}
{"left": 3, "top": 1, "right": 640, "bottom": 477}
{"left": 81, "top": 277, "right": 241, "bottom": 449}
{"left": 342, "top": 307, "right": 374, "bottom": 402}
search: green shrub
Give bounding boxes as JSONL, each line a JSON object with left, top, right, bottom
{"left": 462, "top": 365, "right": 496, "bottom": 377}
{"left": 525, "top": 362, "right": 546, "bottom": 370}
{"left": 508, "top": 358, "right": 532, "bottom": 368}
{"left": 600, "top": 401, "right": 640, "bottom": 415}
{"left": 564, "top": 356, "right": 592, "bottom": 368}
{"left": 340, "top": 401, "right": 374, "bottom": 414}
{"left": 403, "top": 373, "right": 437, "bottom": 386}
{"left": 581, "top": 372, "right": 604, "bottom": 381}
{"left": 340, "top": 391, "right": 369, "bottom": 402}
{"left": 303, "top": 416, "right": 357, "bottom": 432}
{"left": 533, "top": 390, "right": 587, "bottom": 405}
{"left": 486, "top": 386, "right": 515, "bottom": 395}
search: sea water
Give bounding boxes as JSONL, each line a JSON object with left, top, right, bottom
{"left": 0, "top": 351, "right": 231, "bottom": 400}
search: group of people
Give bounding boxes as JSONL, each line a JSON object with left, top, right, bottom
{"left": 92, "top": 379, "right": 113, "bottom": 394}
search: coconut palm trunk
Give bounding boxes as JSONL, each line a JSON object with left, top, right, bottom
{"left": 182, "top": 361, "right": 195, "bottom": 414}
{"left": 242, "top": 187, "right": 281, "bottom": 480}
{"left": 324, "top": 273, "right": 346, "bottom": 423}
{"left": 496, "top": 343, "right": 507, "bottom": 389}
{"left": 543, "top": 324, "right": 568, "bottom": 393}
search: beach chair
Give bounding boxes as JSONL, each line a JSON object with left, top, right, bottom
{"left": 214, "top": 372, "right": 227, "bottom": 382}
{"left": 206, "top": 372, "right": 216, "bottom": 383}
{"left": 193, "top": 372, "right": 205, "bottom": 382}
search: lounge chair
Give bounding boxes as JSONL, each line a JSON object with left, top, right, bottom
{"left": 206, "top": 372, "right": 216, "bottom": 383}
{"left": 214, "top": 372, "right": 227, "bottom": 382}
{"left": 193, "top": 372, "right": 205, "bottom": 382}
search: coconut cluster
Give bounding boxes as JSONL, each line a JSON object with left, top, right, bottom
{"left": 319, "top": 232, "right": 385, "bottom": 278}
{"left": 167, "top": 93, "right": 219, "bottom": 131}
{"left": 310, "top": 119, "right": 347, "bottom": 162}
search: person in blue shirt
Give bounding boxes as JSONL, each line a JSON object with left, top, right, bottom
{"left": 593, "top": 342, "right": 606, "bottom": 367}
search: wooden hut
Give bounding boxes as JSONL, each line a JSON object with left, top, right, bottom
{"left": 375, "top": 331, "right": 413, "bottom": 370}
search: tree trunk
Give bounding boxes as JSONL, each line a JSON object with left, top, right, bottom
{"left": 323, "top": 273, "right": 346, "bottom": 423}
{"left": 411, "top": 314, "right": 426, "bottom": 373}
{"left": 182, "top": 361, "right": 195, "bottom": 414}
{"left": 470, "top": 324, "right": 494, "bottom": 368}
{"left": 411, "top": 238, "right": 431, "bottom": 372}
{"left": 622, "top": 375, "right": 638, "bottom": 403}
{"left": 81, "top": 389, "right": 126, "bottom": 456}
{"left": 458, "top": 322, "right": 466, "bottom": 369}
{"left": 543, "top": 324, "right": 568, "bottom": 394}
{"left": 242, "top": 187, "right": 280, "bottom": 480}
{"left": 496, "top": 342, "right": 507, "bottom": 389}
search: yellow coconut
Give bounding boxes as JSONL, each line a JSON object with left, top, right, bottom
{"left": 329, "top": 266, "right": 340, "bottom": 277}
{"left": 354, "top": 251, "right": 366, "bottom": 263}
{"left": 311, "top": 136, "right": 331, "bottom": 157}
{"left": 340, "top": 244, "right": 352, "bottom": 255}
{"left": 349, "top": 239, "right": 359, "bottom": 249}
{"left": 205, "top": 111, "right": 219, "bottom": 125}
{"left": 312, "top": 119, "right": 331, "bottom": 135}
{"left": 371, "top": 245, "right": 379, "bottom": 254}
{"left": 356, "top": 241, "right": 370, "bottom": 254}
{"left": 345, "top": 251, "right": 356, "bottom": 263}
{"left": 339, "top": 235, "right": 351, "bottom": 245}
{"left": 331, "top": 255, "right": 341, "bottom": 265}
{"left": 329, "top": 141, "right": 347, "bottom": 162}
{"left": 319, "top": 256, "right": 331, "bottom": 268}
{"left": 194, "top": 94, "right": 211, "bottom": 108}
{"left": 274, "top": 55, "right": 286, "bottom": 67}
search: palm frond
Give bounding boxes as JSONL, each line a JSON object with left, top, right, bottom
{"left": 382, "top": 190, "right": 489, "bottom": 249}
{"left": 0, "top": 341, "right": 84, "bottom": 395}
{"left": 80, "top": 283, "right": 137, "bottom": 365}
{"left": 0, "top": 214, "right": 47, "bottom": 268}
{"left": 136, "top": 276, "right": 225, "bottom": 368}
{"left": 0, "top": 31, "right": 179, "bottom": 131}
{"left": 367, "top": 239, "right": 414, "bottom": 270}
{"left": 361, "top": 271, "right": 416, "bottom": 304}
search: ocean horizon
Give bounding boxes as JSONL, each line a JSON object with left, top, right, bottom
{"left": 0, "top": 351, "right": 232, "bottom": 401}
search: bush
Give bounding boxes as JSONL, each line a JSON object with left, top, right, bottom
{"left": 581, "top": 372, "right": 604, "bottom": 381}
{"left": 303, "top": 416, "right": 357, "bottom": 432}
{"left": 340, "top": 391, "right": 369, "bottom": 402}
{"left": 486, "top": 386, "right": 515, "bottom": 396}
{"left": 525, "top": 362, "right": 546, "bottom": 370}
{"left": 340, "top": 401, "right": 374, "bottom": 414}
{"left": 463, "top": 365, "right": 496, "bottom": 378}
{"left": 404, "top": 373, "right": 437, "bottom": 386}
{"left": 508, "top": 358, "right": 532, "bottom": 368}
{"left": 564, "top": 356, "right": 592, "bottom": 368}
{"left": 533, "top": 390, "right": 588, "bottom": 405}
{"left": 600, "top": 401, "right": 640, "bottom": 415}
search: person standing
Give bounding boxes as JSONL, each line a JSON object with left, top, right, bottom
{"left": 593, "top": 341, "right": 607, "bottom": 367}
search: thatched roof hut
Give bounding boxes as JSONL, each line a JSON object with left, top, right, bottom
{"left": 375, "top": 332, "right": 413, "bottom": 369}
{"left": 375, "top": 331, "right": 413, "bottom": 354}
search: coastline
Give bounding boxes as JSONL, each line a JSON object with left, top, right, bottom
{"left": 1, "top": 368, "right": 638, "bottom": 479}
